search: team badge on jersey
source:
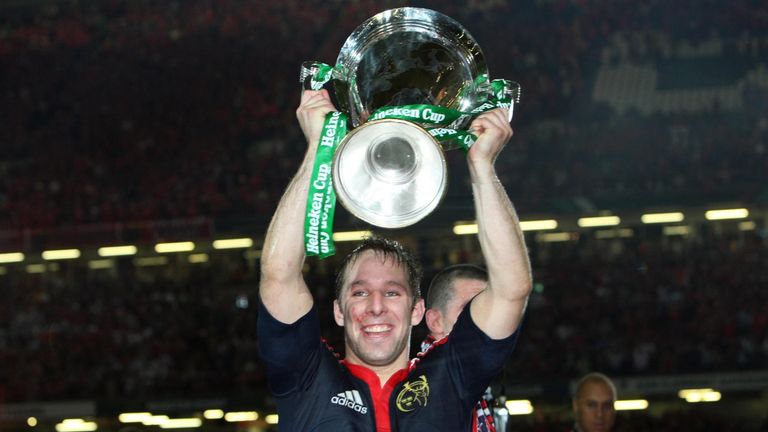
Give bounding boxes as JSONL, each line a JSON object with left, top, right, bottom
{"left": 396, "top": 375, "right": 430, "bottom": 412}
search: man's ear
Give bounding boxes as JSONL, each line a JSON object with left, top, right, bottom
{"left": 411, "top": 298, "right": 425, "bottom": 326}
{"left": 333, "top": 299, "right": 344, "bottom": 326}
{"left": 425, "top": 308, "right": 443, "bottom": 336}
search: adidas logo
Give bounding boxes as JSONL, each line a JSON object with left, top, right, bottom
{"left": 331, "top": 390, "right": 368, "bottom": 414}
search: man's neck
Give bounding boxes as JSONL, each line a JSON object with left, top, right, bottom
{"left": 344, "top": 352, "right": 411, "bottom": 386}
{"left": 370, "top": 363, "right": 408, "bottom": 386}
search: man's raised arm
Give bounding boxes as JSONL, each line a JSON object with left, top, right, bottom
{"left": 259, "top": 90, "right": 336, "bottom": 324}
{"left": 466, "top": 108, "right": 533, "bottom": 339}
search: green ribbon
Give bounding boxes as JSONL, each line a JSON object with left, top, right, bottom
{"left": 302, "top": 63, "right": 517, "bottom": 257}
{"left": 368, "top": 79, "right": 516, "bottom": 152}
{"left": 304, "top": 111, "right": 348, "bottom": 259}
{"left": 309, "top": 63, "right": 335, "bottom": 90}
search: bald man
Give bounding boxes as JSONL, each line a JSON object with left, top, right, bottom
{"left": 571, "top": 373, "right": 616, "bottom": 432}
{"left": 423, "top": 264, "right": 498, "bottom": 432}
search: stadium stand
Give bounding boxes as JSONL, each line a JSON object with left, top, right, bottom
{"left": 1, "top": 0, "right": 767, "bottom": 430}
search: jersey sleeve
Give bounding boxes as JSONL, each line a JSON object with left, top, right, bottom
{"left": 257, "top": 301, "right": 323, "bottom": 396}
{"left": 445, "top": 305, "right": 520, "bottom": 401}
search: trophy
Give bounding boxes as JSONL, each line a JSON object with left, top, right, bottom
{"left": 301, "top": 7, "right": 520, "bottom": 257}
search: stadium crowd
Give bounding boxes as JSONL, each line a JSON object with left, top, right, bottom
{"left": 1, "top": 0, "right": 768, "bottom": 429}
{"left": 1, "top": 0, "right": 767, "bottom": 230}
{"left": 506, "top": 409, "right": 767, "bottom": 432}
{"left": 1, "top": 230, "right": 766, "bottom": 406}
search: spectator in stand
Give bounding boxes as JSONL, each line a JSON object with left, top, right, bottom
{"left": 571, "top": 372, "right": 617, "bottom": 432}
{"left": 3, "top": 0, "right": 768, "bottom": 230}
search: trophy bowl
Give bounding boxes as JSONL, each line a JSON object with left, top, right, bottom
{"left": 334, "top": 7, "right": 489, "bottom": 129}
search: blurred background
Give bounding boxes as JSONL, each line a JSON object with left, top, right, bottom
{"left": 1, "top": 0, "right": 767, "bottom": 431}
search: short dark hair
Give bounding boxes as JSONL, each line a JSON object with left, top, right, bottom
{"left": 426, "top": 264, "right": 487, "bottom": 313}
{"left": 334, "top": 235, "right": 422, "bottom": 301}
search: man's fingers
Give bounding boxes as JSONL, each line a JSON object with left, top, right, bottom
{"left": 470, "top": 109, "right": 512, "bottom": 140}
{"left": 300, "top": 89, "right": 327, "bottom": 104}
{"left": 297, "top": 90, "right": 336, "bottom": 123}
{"left": 300, "top": 90, "right": 334, "bottom": 110}
{"left": 296, "top": 89, "right": 338, "bottom": 144}
{"left": 480, "top": 109, "right": 510, "bottom": 130}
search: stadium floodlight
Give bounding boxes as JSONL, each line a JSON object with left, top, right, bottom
{"left": 188, "top": 253, "right": 209, "bottom": 263}
{"left": 663, "top": 225, "right": 690, "bottom": 236}
{"left": 577, "top": 216, "right": 621, "bottom": 228}
{"left": 118, "top": 413, "right": 152, "bottom": 423}
{"left": 133, "top": 257, "right": 168, "bottom": 267}
{"left": 704, "top": 208, "right": 749, "bottom": 220}
{"left": 224, "top": 412, "right": 259, "bottom": 422}
{"left": 203, "top": 410, "right": 224, "bottom": 420}
{"left": 537, "top": 232, "right": 575, "bottom": 243}
{"left": 244, "top": 250, "right": 262, "bottom": 260}
{"left": 700, "top": 392, "right": 722, "bottom": 402}
{"left": 212, "top": 238, "right": 253, "bottom": 249}
{"left": 55, "top": 419, "right": 97, "bottom": 432}
{"left": 88, "top": 259, "right": 113, "bottom": 270}
{"left": 155, "top": 242, "right": 195, "bottom": 253}
{"left": 27, "top": 418, "right": 38, "bottom": 427}
{"left": 504, "top": 400, "right": 533, "bottom": 415}
{"left": 520, "top": 219, "right": 558, "bottom": 231}
{"left": 265, "top": 414, "right": 279, "bottom": 425}
{"left": 332, "top": 230, "right": 372, "bottom": 242}
{"left": 141, "top": 415, "right": 170, "bottom": 426}
{"left": 158, "top": 418, "right": 203, "bottom": 429}
{"left": 641, "top": 212, "right": 684, "bottom": 224}
{"left": 614, "top": 399, "right": 648, "bottom": 410}
{"left": 453, "top": 222, "right": 478, "bottom": 235}
{"left": 98, "top": 245, "right": 138, "bottom": 257}
{"left": 595, "top": 228, "right": 633, "bottom": 239}
{"left": 0, "top": 252, "right": 24, "bottom": 263}
{"left": 455, "top": 220, "right": 558, "bottom": 235}
{"left": 26, "top": 264, "right": 47, "bottom": 273}
{"left": 42, "top": 249, "right": 81, "bottom": 260}
{"left": 678, "top": 388, "right": 721, "bottom": 403}
{"left": 739, "top": 221, "right": 756, "bottom": 231}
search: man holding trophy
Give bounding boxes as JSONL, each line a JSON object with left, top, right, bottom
{"left": 258, "top": 8, "right": 531, "bottom": 431}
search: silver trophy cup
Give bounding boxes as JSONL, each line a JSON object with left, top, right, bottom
{"left": 303, "top": 7, "right": 509, "bottom": 228}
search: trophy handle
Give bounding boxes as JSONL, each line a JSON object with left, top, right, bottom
{"left": 300, "top": 61, "right": 348, "bottom": 91}
{"left": 504, "top": 81, "right": 522, "bottom": 105}
{"left": 300, "top": 61, "right": 323, "bottom": 90}
{"left": 475, "top": 79, "right": 522, "bottom": 121}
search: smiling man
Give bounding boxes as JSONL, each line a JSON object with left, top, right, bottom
{"left": 257, "top": 89, "right": 532, "bottom": 431}
{"left": 333, "top": 242, "right": 423, "bottom": 372}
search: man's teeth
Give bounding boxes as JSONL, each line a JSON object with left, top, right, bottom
{"left": 365, "top": 325, "right": 390, "bottom": 333}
